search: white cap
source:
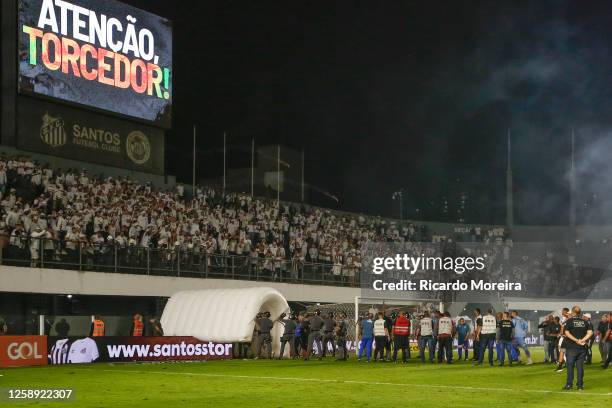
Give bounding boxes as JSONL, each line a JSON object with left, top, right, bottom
{"left": 583, "top": 313, "right": 591, "bottom": 319}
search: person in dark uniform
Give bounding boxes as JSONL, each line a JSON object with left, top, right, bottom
{"left": 384, "top": 312, "right": 394, "bottom": 360}
{"left": 596, "top": 313, "right": 609, "bottom": 365}
{"left": 335, "top": 312, "right": 349, "bottom": 361}
{"left": 0, "top": 316, "right": 7, "bottom": 335}
{"left": 547, "top": 316, "right": 562, "bottom": 363}
{"left": 581, "top": 313, "right": 594, "bottom": 364}
{"left": 562, "top": 306, "right": 593, "bottom": 390}
{"left": 603, "top": 315, "right": 612, "bottom": 369}
{"left": 148, "top": 316, "right": 164, "bottom": 336}
{"left": 255, "top": 311, "right": 274, "bottom": 359}
{"left": 278, "top": 312, "right": 296, "bottom": 359}
{"left": 321, "top": 312, "right": 336, "bottom": 358}
{"left": 294, "top": 313, "right": 304, "bottom": 358}
{"left": 472, "top": 309, "right": 483, "bottom": 361}
{"left": 538, "top": 315, "right": 554, "bottom": 363}
{"left": 498, "top": 312, "right": 514, "bottom": 366}
{"left": 250, "top": 312, "right": 262, "bottom": 358}
{"left": 301, "top": 312, "right": 312, "bottom": 360}
{"left": 307, "top": 309, "right": 324, "bottom": 360}
{"left": 44, "top": 318, "right": 53, "bottom": 336}
{"left": 54, "top": 318, "right": 70, "bottom": 338}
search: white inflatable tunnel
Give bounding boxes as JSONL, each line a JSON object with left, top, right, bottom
{"left": 160, "top": 287, "right": 290, "bottom": 342}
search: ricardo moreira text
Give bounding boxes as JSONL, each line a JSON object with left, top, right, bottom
{"left": 370, "top": 254, "right": 523, "bottom": 292}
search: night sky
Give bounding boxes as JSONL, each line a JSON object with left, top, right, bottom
{"left": 126, "top": 0, "right": 612, "bottom": 226}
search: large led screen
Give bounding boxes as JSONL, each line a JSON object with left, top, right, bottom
{"left": 18, "top": 0, "right": 172, "bottom": 128}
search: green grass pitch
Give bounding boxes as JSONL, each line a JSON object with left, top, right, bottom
{"left": 1, "top": 348, "right": 610, "bottom": 407}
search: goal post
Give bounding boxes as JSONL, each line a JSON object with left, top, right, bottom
{"left": 306, "top": 295, "right": 440, "bottom": 355}
{"left": 351, "top": 295, "right": 442, "bottom": 354}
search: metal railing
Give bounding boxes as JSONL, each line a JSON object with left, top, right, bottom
{"left": 0, "top": 237, "right": 360, "bottom": 287}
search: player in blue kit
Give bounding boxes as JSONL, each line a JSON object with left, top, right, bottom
{"left": 456, "top": 317, "right": 470, "bottom": 361}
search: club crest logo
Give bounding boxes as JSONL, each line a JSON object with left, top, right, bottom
{"left": 126, "top": 130, "right": 151, "bottom": 164}
{"left": 40, "top": 112, "right": 67, "bottom": 147}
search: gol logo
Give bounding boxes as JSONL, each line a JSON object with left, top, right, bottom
{"left": 0, "top": 336, "right": 47, "bottom": 367}
{"left": 7, "top": 341, "right": 43, "bottom": 360}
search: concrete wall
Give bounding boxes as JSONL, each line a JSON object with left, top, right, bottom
{"left": 0, "top": 266, "right": 360, "bottom": 303}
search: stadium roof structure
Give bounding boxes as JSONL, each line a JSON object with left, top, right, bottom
{"left": 160, "top": 287, "right": 290, "bottom": 342}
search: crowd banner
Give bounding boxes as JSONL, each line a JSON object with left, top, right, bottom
{"left": 0, "top": 335, "right": 48, "bottom": 367}
{"left": 47, "top": 336, "right": 233, "bottom": 364}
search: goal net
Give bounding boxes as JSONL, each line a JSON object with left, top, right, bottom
{"left": 306, "top": 296, "right": 443, "bottom": 354}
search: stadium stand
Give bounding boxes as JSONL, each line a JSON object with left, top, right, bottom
{"left": 0, "top": 153, "right": 609, "bottom": 298}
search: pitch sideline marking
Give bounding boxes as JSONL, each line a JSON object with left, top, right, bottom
{"left": 75, "top": 368, "right": 612, "bottom": 397}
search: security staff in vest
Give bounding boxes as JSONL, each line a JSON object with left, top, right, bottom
{"left": 477, "top": 309, "right": 497, "bottom": 366}
{"left": 392, "top": 311, "right": 411, "bottom": 363}
{"left": 498, "top": 312, "right": 514, "bottom": 366}
{"left": 562, "top": 306, "right": 593, "bottom": 390}
{"left": 130, "top": 313, "right": 145, "bottom": 336}
{"left": 437, "top": 312, "right": 454, "bottom": 364}
{"left": 90, "top": 315, "right": 105, "bottom": 337}
{"left": 472, "top": 309, "right": 483, "bottom": 361}
{"left": 278, "top": 312, "right": 297, "bottom": 359}
{"left": 321, "top": 312, "right": 336, "bottom": 358}
{"left": 307, "top": 309, "right": 324, "bottom": 360}
{"left": 255, "top": 311, "right": 274, "bottom": 359}
{"left": 417, "top": 312, "right": 435, "bottom": 363}
{"left": 373, "top": 312, "right": 389, "bottom": 362}
{"left": 335, "top": 312, "right": 349, "bottom": 361}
